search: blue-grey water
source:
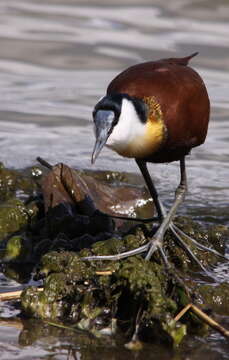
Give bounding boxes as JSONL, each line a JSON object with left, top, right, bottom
{"left": 0, "top": 0, "right": 228, "bottom": 359}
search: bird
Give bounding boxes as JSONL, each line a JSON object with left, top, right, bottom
{"left": 85, "top": 52, "right": 224, "bottom": 270}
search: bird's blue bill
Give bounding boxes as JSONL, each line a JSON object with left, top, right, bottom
{"left": 91, "top": 110, "right": 115, "bottom": 164}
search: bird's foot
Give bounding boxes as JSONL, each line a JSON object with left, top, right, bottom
{"left": 137, "top": 221, "right": 228, "bottom": 275}
{"left": 80, "top": 220, "right": 228, "bottom": 278}
{"left": 80, "top": 243, "right": 149, "bottom": 261}
{"left": 80, "top": 226, "right": 168, "bottom": 266}
{"left": 169, "top": 222, "right": 228, "bottom": 266}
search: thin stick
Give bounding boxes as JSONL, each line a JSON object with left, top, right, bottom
{"left": 0, "top": 288, "right": 43, "bottom": 301}
{"left": 45, "top": 321, "right": 78, "bottom": 332}
{"left": 191, "top": 304, "right": 229, "bottom": 338}
{"left": 174, "top": 303, "right": 229, "bottom": 338}
{"left": 174, "top": 304, "right": 192, "bottom": 321}
{"left": 95, "top": 271, "right": 113, "bottom": 275}
{"left": 0, "top": 319, "right": 23, "bottom": 330}
{"left": 36, "top": 156, "right": 53, "bottom": 170}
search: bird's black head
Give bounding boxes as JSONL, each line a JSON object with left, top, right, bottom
{"left": 91, "top": 93, "right": 147, "bottom": 163}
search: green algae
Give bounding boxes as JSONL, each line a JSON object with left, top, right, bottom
{"left": 21, "top": 285, "right": 69, "bottom": 319}
{"left": 170, "top": 217, "right": 226, "bottom": 270}
{"left": 163, "top": 318, "right": 187, "bottom": 347}
{"left": 0, "top": 163, "right": 228, "bottom": 349}
{"left": 117, "top": 257, "right": 176, "bottom": 317}
{"left": 1, "top": 234, "right": 31, "bottom": 262}
{"left": 0, "top": 199, "right": 29, "bottom": 241}
{"left": 197, "top": 282, "right": 229, "bottom": 315}
{"left": 21, "top": 249, "right": 183, "bottom": 346}
{"left": 15, "top": 207, "right": 229, "bottom": 345}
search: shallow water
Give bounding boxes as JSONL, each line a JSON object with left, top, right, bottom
{"left": 0, "top": 0, "right": 228, "bottom": 359}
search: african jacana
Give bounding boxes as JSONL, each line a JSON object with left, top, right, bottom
{"left": 86, "top": 53, "right": 223, "bottom": 269}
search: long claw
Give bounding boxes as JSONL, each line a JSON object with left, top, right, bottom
{"left": 172, "top": 224, "right": 228, "bottom": 260}
{"left": 170, "top": 224, "right": 209, "bottom": 274}
{"left": 80, "top": 243, "right": 149, "bottom": 261}
{"left": 158, "top": 246, "right": 171, "bottom": 269}
{"left": 145, "top": 238, "right": 160, "bottom": 261}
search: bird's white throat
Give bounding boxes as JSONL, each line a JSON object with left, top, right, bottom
{"left": 106, "top": 98, "right": 145, "bottom": 154}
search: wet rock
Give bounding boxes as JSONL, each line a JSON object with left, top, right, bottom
{"left": 41, "top": 163, "right": 114, "bottom": 238}
{"left": 41, "top": 163, "right": 155, "bottom": 238}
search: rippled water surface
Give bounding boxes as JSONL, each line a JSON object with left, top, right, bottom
{"left": 0, "top": 0, "right": 228, "bottom": 359}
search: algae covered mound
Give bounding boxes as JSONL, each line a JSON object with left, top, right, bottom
{"left": 20, "top": 218, "right": 229, "bottom": 346}
{"left": 0, "top": 161, "right": 228, "bottom": 347}
{"left": 21, "top": 246, "right": 184, "bottom": 346}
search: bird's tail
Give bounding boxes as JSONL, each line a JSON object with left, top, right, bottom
{"left": 161, "top": 52, "right": 199, "bottom": 66}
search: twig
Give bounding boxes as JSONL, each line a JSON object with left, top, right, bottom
{"left": 45, "top": 321, "right": 79, "bottom": 332}
{"left": 0, "top": 288, "right": 43, "bottom": 301}
{"left": 174, "top": 303, "right": 229, "bottom": 338}
{"left": 174, "top": 304, "right": 192, "bottom": 321}
{"left": 95, "top": 270, "right": 113, "bottom": 275}
{"left": 0, "top": 319, "right": 23, "bottom": 330}
{"left": 36, "top": 156, "right": 53, "bottom": 170}
{"left": 191, "top": 304, "right": 229, "bottom": 338}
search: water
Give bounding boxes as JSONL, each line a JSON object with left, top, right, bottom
{"left": 0, "top": 0, "right": 228, "bottom": 359}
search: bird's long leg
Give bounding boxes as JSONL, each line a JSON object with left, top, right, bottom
{"left": 145, "top": 157, "right": 187, "bottom": 260}
{"left": 80, "top": 160, "right": 180, "bottom": 263}
{"left": 81, "top": 157, "right": 226, "bottom": 270}
{"left": 135, "top": 159, "right": 164, "bottom": 220}
{"left": 138, "top": 161, "right": 227, "bottom": 260}
{"left": 80, "top": 158, "right": 187, "bottom": 262}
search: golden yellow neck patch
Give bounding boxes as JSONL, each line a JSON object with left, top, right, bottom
{"left": 142, "top": 96, "right": 167, "bottom": 155}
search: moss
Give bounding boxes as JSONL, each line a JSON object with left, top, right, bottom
{"left": 20, "top": 214, "right": 229, "bottom": 347}
{"left": 117, "top": 257, "right": 177, "bottom": 318}
{"left": 162, "top": 318, "right": 187, "bottom": 347}
{"left": 0, "top": 199, "right": 29, "bottom": 241}
{"left": 170, "top": 217, "right": 225, "bottom": 269}
{"left": 91, "top": 237, "right": 127, "bottom": 256}
{"left": 197, "top": 282, "right": 229, "bottom": 315}
{"left": 67, "top": 254, "right": 95, "bottom": 280}
{"left": 21, "top": 285, "right": 69, "bottom": 319}
{"left": 0, "top": 235, "right": 31, "bottom": 262}
{"left": 39, "top": 251, "right": 72, "bottom": 277}
{"left": 207, "top": 225, "right": 229, "bottom": 254}
{"left": 89, "top": 226, "right": 148, "bottom": 258}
